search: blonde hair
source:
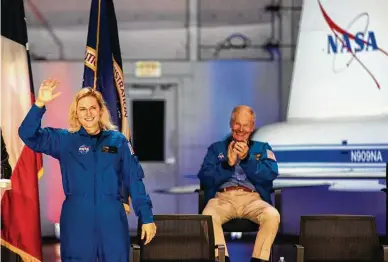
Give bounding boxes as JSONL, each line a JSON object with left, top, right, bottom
{"left": 229, "top": 105, "right": 256, "bottom": 126}
{"left": 68, "top": 87, "right": 117, "bottom": 132}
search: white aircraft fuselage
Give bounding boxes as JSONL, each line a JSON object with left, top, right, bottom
{"left": 253, "top": 117, "right": 388, "bottom": 178}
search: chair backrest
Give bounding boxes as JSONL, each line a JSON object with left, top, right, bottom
{"left": 299, "top": 215, "right": 380, "bottom": 261}
{"left": 137, "top": 215, "right": 216, "bottom": 262}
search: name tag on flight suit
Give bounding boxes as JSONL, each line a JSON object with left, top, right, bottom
{"left": 102, "top": 145, "right": 118, "bottom": 154}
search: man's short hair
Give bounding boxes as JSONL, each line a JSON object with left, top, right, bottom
{"left": 229, "top": 105, "right": 256, "bottom": 126}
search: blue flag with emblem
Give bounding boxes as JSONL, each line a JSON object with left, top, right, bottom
{"left": 83, "top": 0, "right": 131, "bottom": 210}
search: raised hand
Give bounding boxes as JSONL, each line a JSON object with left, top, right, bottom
{"left": 227, "top": 140, "right": 238, "bottom": 166}
{"left": 35, "top": 78, "right": 61, "bottom": 107}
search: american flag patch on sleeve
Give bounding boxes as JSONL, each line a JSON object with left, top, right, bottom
{"left": 266, "top": 149, "right": 276, "bottom": 161}
{"left": 128, "top": 142, "right": 135, "bottom": 155}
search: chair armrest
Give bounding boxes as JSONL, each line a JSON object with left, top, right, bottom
{"left": 273, "top": 189, "right": 282, "bottom": 212}
{"left": 294, "top": 244, "right": 304, "bottom": 262}
{"left": 382, "top": 245, "right": 388, "bottom": 262}
{"left": 131, "top": 244, "right": 140, "bottom": 262}
{"left": 273, "top": 189, "right": 283, "bottom": 233}
{"left": 196, "top": 189, "right": 206, "bottom": 214}
{"left": 215, "top": 244, "right": 225, "bottom": 262}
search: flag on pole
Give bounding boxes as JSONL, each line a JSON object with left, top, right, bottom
{"left": 83, "top": 0, "right": 131, "bottom": 210}
{"left": 1, "top": 0, "right": 43, "bottom": 261}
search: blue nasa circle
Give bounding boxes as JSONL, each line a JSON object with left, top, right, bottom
{"left": 78, "top": 145, "right": 91, "bottom": 155}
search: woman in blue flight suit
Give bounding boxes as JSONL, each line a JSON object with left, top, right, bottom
{"left": 18, "top": 79, "right": 156, "bottom": 261}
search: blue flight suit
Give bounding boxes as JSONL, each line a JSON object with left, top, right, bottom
{"left": 18, "top": 104, "right": 154, "bottom": 262}
{"left": 198, "top": 137, "right": 279, "bottom": 205}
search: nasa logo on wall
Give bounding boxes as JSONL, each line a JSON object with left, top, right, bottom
{"left": 79, "top": 145, "right": 91, "bottom": 155}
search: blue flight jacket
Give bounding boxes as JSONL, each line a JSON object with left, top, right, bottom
{"left": 198, "top": 137, "right": 279, "bottom": 205}
{"left": 18, "top": 104, "right": 154, "bottom": 260}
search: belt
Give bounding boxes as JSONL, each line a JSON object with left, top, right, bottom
{"left": 219, "top": 186, "right": 255, "bottom": 193}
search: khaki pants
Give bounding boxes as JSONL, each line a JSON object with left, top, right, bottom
{"left": 202, "top": 190, "right": 280, "bottom": 260}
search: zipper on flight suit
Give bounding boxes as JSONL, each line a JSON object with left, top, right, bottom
{"left": 92, "top": 133, "right": 103, "bottom": 206}
{"left": 92, "top": 133, "right": 104, "bottom": 258}
{"left": 93, "top": 144, "right": 97, "bottom": 206}
{"left": 92, "top": 136, "right": 97, "bottom": 206}
{"left": 90, "top": 135, "right": 98, "bottom": 259}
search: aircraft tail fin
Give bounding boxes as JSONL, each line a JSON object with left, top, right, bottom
{"left": 287, "top": 0, "right": 388, "bottom": 120}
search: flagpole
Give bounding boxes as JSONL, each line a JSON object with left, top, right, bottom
{"left": 93, "top": 0, "right": 102, "bottom": 90}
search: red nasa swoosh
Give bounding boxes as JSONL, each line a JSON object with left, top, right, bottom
{"left": 318, "top": 0, "right": 388, "bottom": 89}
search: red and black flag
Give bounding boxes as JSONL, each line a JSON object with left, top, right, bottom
{"left": 1, "top": 0, "right": 44, "bottom": 260}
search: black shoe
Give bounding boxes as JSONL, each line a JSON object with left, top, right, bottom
{"left": 250, "top": 258, "right": 268, "bottom": 262}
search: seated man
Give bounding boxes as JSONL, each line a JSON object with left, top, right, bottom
{"left": 198, "top": 105, "right": 280, "bottom": 262}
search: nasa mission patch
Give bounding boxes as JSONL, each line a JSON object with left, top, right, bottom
{"left": 128, "top": 142, "right": 135, "bottom": 155}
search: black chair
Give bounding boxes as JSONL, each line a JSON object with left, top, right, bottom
{"left": 132, "top": 214, "right": 225, "bottom": 262}
{"left": 294, "top": 215, "right": 388, "bottom": 262}
{"left": 196, "top": 184, "right": 283, "bottom": 233}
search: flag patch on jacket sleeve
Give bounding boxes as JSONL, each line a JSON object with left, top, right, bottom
{"left": 128, "top": 142, "right": 135, "bottom": 155}
{"left": 266, "top": 149, "right": 276, "bottom": 161}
